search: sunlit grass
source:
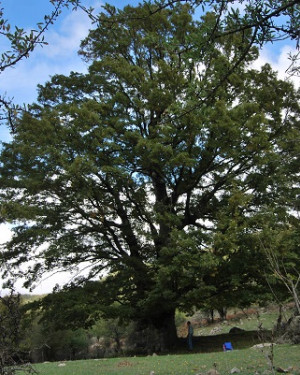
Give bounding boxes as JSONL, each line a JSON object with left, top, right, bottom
{"left": 194, "top": 306, "right": 294, "bottom": 336}
{"left": 19, "top": 344, "right": 300, "bottom": 375}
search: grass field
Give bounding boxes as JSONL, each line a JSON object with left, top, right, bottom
{"left": 20, "top": 344, "right": 300, "bottom": 375}
{"left": 190, "top": 306, "right": 291, "bottom": 337}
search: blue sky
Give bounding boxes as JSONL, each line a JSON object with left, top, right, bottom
{"left": 0, "top": 0, "right": 97, "bottom": 142}
{"left": 0, "top": 0, "right": 299, "bottom": 294}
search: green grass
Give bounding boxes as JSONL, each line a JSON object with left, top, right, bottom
{"left": 193, "top": 306, "right": 294, "bottom": 336}
{"left": 19, "top": 344, "right": 300, "bottom": 375}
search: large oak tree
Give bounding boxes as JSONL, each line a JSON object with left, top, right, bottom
{"left": 1, "top": 3, "right": 299, "bottom": 349}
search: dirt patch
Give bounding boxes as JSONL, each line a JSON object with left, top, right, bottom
{"left": 117, "top": 360, "right": 133, "bottom": 367}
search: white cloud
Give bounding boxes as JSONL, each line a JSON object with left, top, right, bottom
{"left": 0, "top": 223, "right": 95, "bottom": 295}
{"left": 42, "top": 0, "right": 103, "bottom": 59}
{"left": 0, "top": 57, "right": 88, "bottom": 104}
{"left": 0, "top": 3, "right": 95, "bottom": 106}
{"left": 0, "top": 223, "right": 12, "bottom": 244}
{"left": 1, "top": 270, "right": 76, "bottom": 295}
{"left": 38, "top": 8, "right": 92, "bottom": 59}
{"left": 251, "top": 44, "right": 299, "bottom": 89}
{"left": 16, "top": 270, "right": 79, "bottom": 295}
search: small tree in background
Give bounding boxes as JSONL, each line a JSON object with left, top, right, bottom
{"left": 257, "top": 207, "right": 300, "bottom": 343}
{"left": 89, "top": 317, "right": 130, "bottom": 355}
{"left": 0, "top": 288, "right": 36, "bottom": 374}
{"left": 0, "top": 289, "right": 21, "bottom": 373}
{"left": 264, "top": 235, "right": 300, "bottom": 316}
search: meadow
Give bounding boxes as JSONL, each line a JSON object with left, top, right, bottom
{"left": 21, "top": 344, "right": 300, "bottom": 375}
{"left": 190, "top": 306, "right": 289, "bottom": 336}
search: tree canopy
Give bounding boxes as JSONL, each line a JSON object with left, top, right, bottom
{"left": 0, "top": 1, "right": 299, "bottom": 348}
{"left": 0, "top": 0, "right": 299, "bottom": 130}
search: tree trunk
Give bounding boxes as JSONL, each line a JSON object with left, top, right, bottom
{"left": 151, "top": 309, "right": 178, "bottom": 350}
{"left": 128, "top": 308, "right": 178, "bottom": 353}
{"left": 218, "top": 307, "right": 227, "bottom": 321}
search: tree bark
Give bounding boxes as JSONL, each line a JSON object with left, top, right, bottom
{"left": 131, "top": 308, "right": 178, "bottom": 353}
{"left": 152, "top": 309, "right": 178, "bottom": 350}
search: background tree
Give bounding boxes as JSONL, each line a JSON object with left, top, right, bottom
{"left": 259, "top": 222, "right": 300, "bottom": 315}
{"left": 256, "top": 213, "right": 300, "bottom": 344}
{"left": 0, "top": 289, "right": 37, "bottom": 374}
{"left": 0, "top": 3, "right": 299, "bottom": 350}
{"left": 0, "top": 289, "right": 21, "bottom": 373}
{"left": 89, "top": 317, "right": 129, "bottom": 354}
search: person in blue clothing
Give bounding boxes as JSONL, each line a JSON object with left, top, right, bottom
{"left": 223, "top": 342, "right": 233, "bottom": 351}
{"left": 187, "top": 321, "right": 194, "bottom": 350}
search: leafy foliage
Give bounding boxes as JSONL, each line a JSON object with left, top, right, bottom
{"left": 0, "top": 289, "right": 37, "bottom": 375}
